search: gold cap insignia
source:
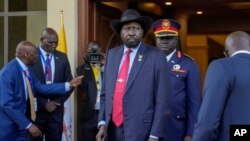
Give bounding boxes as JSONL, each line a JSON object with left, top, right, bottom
{"left": 162, "top": 20, "right": 170, "bottom": 29}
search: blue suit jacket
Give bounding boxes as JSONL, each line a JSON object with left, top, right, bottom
{"left": 165, "top": 52, "right": 201, "bottom": 141}
{"left": 0, "top": 58, "right": 66, "bottom": 141}
{"left": 193, "top": 53, "right": 250, "bottom": 141}
{"left": 98, "top": 43, "right": 171, "bottom": 141}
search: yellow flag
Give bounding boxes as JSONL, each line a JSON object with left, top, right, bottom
{"left": 57, "top": 11, "right": 72, "bottom": 141}
{"left": 57, "top": 11, "right": 67, "bottom": 54}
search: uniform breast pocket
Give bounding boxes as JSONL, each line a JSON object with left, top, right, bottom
{"left": 170, "top": 72, "right": 186, "bottom": 90}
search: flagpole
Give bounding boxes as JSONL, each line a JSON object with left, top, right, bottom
{"left": 57, "top": 9, "right": 71, "bottom": 141}
{"left": 60, "top": 9, "right": 64, "bottom": 29}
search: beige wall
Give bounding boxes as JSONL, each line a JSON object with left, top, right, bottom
{"left": 47, "top": 0, "right": 78, "bottom": 140}
{"left": 27, "top": 0, "right": 47, "bottom": 45}
{"left": 27, "top": 15, "right": 47, "bottom": 45}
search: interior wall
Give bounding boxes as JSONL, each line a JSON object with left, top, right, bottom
{"left": 26, "top": 0, "right": 47, "bottom": 45}
{"left": 187, "top": 35, "right": 208, "bottom": 85}
{"left": 188, "top": 16, "right": 250, "bottom": 34}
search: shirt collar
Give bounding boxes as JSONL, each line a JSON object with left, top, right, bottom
{"left": 16, "top": 57, "right": 28, "bottom": 71}
{"left": 39, "top": 45, "right": 50, "bottom": 57}
{"left": 123, "top": 42, "right": 141, "bottom": 55}
{"left": 232, "top": 50, "right": 250, "bottom": 56}
{"left": 167, "top": 49, "right": 176, "bottom": 61}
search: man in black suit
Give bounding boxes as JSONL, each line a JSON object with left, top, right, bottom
{"left": 76, "top": 41, "right": 104, "bottom": 141}
{"left": 32, "top": 27, "right": 73, "bottom": 141}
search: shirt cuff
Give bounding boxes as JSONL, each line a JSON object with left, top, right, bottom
{"left": 97, "top": 121, "right": 106, "bottom": 129}
{"left": 26, "top": 123, "right": 32, "bottom": 129}
{"left": 150, "top": 135, "right": 159, "bottom": 139}
{"left": 65, "top": 82, "right": 70, "bottom": 91}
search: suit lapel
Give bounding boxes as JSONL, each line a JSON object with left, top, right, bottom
{"left": 54, "top": 52, "right": 60, "bottom": 82}
{"left": 15, "top": 59, "right": 28, "bottom": 101}
{"left": 125, "top": 43, "right": 148, "bottom": 93}
{"left": 168, "top": 51, "right": 181, "bottom": 70}
{"left": 110, "top": 46, "right": 124, "bottom": 97}
{"left": 37, "top": 55, "right": 46, "bottom": 82}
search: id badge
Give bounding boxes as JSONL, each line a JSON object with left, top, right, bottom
{"left": 34, "top": 98, "right": 37, "bottom": 111}
{"left": 96, "top": 89, "right": 101, "bottom": 103}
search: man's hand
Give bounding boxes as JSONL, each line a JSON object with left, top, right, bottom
{"left": 28, "top": 124, "right": 42, "bottom": 137}
{"left": 96, "top": 125, "right": 107, "bottom": 141}
{"left": 148, "top": 138, "right": 158, "bottom": 141}
{"left": 101, "top": 53, "right": 106, "bottom": 65}
{"left": 45, "top": 101, "right": 61, "bottom": 112}
{"left": 183, "top": 136, "right": 192, "bottom": 141}
{"left": 69, "top": 75, "right": 84, "bottom": 88}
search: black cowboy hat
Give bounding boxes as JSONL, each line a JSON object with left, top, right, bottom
{"left": 110, "top": 9, "right": 153, "bottom": 36}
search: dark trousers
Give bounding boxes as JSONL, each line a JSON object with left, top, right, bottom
{"left": 81, "top": 111, "right": 99, "bottom": 141}
{"left": 31, "top": 115, "right": 63, "bottom": 141}
{"left": 107, "top": 121, "right": 125, "bottom": 141}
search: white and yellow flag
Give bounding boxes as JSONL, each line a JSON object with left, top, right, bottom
{"left": 57, "top": 10, "right": 72, "bottom": 141}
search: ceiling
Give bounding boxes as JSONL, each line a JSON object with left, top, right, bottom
{"left": 135, "top": 0, "right": 250, "bottom": 17}
{"left": 99, "top": 0, "right": 250, "bottom": 33}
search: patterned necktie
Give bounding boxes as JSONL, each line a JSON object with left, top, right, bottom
{"left": 112, "top": 49, "right": 132, "bottom": 127}
{"left": 25, "top": 69, "right": 36, "bottom": 121}
{"left": 46, "top": 53, "right": 52, "bottom": 82}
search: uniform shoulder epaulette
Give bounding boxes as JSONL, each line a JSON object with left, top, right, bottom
{"left": 183, "top": 53, "right": 196, "bottom": 61}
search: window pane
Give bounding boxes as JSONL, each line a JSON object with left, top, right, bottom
{"left": 8, "top": 15, "right": 47, "bottom": 61}
{"left": 0, "top": 17, "right": 3, "bottom": 68}
{"left": 26, "top": 15, "right": 47, "bottom": 45}
{"left": 27, "top": 0, "right": 47, "bottom": 11}
{"left": 0, "top": 0, "right": 3, "bottom": 12}
{"left": 8, "top": 16, "right": 26, "bottom": 60}
{"left": 9, "top": 0, "right": 27, "bottom": 11}
{"left": 9, "top": 0, "right": 46, "bottom": 11}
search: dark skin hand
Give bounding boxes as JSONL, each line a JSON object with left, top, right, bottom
{"left": 96, "top": 125, "right": 107, "bottom": 141}
{"left": 69, "top": 75, "right": 84, "bottom": 88}
{"left": 28, "top": 124, "right": 42, "bottom": 137}
{"left": 44, "top": 75, "right": 84, "bottom": 112}
{"left": 183, "top": 136, "right": 192, "bottom": 141}
{"left": 45, "top": 101, "right": 61, "bottom": 112}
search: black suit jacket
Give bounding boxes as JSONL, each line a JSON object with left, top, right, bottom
{"left": 32, "top": 49, "right": 73, "bottom": 122}
{"left": 76, "top": 61, "right": 103, "bottom": 121}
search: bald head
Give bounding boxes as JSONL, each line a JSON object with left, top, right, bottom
{"left": 41, "top": 27, "right": 58, "bottom": 39}
{"left": 40, "top": 27, "right": 58, "bottom": 53}
{"left": 15, "top": 41, "right": 38, "bottom": 65}
{"left": 225, "top": 31, "right": 250, "bottom": 57}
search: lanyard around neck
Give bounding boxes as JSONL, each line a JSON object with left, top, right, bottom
{"left": 39, "top": 49, "right": 53, "bottom": 75}
{"left": 23, "top": 70, "right": 32, "bottom": 83}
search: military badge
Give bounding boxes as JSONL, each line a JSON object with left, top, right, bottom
{"left": 173, "top": 64, "right": 181, "bottom": 70}
{"left": 162, "top": 19, "right": 170, "bottom": 29}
